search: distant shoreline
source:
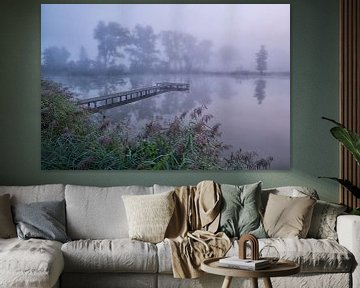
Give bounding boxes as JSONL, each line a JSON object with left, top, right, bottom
{"left": 41, "top": 70, "right": 290, "bottom": 79}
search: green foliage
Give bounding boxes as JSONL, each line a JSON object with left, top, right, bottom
{"left": 321, "top": 117, "right": 360, "bottom": 199}
{"left": 318, "top": 177, "right": 360, "bottom": 199}
{"left": 41, "top": 80, "right": 273, "bottom": 170}
{"left": 351, "top": 208, "right": 360, "bottom": 215}
{"left": 41, "top": 80, "right": 128, "bottom": 170}
{"left": 322, "top": 117, "right": 360, "bottom": 165}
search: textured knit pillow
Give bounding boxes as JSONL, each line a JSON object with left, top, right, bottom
{"left": 218, "top": 182, "right": 266, "bottom": 238}
{"left": 122, "top": 191, "right": 175, "bottom": 243}
{"left": 307, "top": 200, "right": 347, "bottom": 240}
{"left": 12, "top": 200, "right": 70, "bottom": 243}
{"left": 0, "top": 194, "right": 16, "bottom": 238}
{"left": 263, "top": 193, "right": 316, "bottom": 238}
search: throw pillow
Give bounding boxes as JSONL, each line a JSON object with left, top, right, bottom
{"left": 307, "top": 200, "right": 347, "bottom": 240}
{"left": 122, "top": 191, "right": 175, "bottom": 243}
{"left": 218, "top": 182, "right": 266, "bottom": 238}
{"left": 263, "top": 193, "right": 316, "bottom": 238}
{"left": 261, "top": 186, "right": 319, "bottom": 214}
{"left": 12, "top": 200, "right": 70, "bottom": 243}
{"left": 0, "top": 194, "right": 16, "bottom": 238}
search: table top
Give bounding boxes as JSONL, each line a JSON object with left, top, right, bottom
{"left": 201, "top": 257, "right": 300, "bottom": 278}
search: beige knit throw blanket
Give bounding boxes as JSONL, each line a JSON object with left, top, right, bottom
{"left": 165, "top": 181, "right": 231, "bottom": 279}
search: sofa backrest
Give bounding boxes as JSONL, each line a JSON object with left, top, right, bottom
{"left": 0, "top": 184, "right": 65, "bottom": 204}
{"left": 261, "top": 186, "right": 319, "bottom": 212}
{"left": 153, "top": 184, "right": 176, "bottom": 194}
{"left": 0, "top": 184, "right": 320, "bottom": 240}
{"left": 65, "top": 184, "right": 153, "bottom": 240}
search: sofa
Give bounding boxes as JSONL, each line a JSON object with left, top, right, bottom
{"left": 0, "top": 183, "right": 359, "bottom": 288}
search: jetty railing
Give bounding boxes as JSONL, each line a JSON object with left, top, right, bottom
{"left": 77, "top": 82, "right": 190, "bottom": 111}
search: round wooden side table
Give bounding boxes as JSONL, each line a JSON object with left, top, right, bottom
{"left": 201, "top": 257, "right": 300, "bottom": 288}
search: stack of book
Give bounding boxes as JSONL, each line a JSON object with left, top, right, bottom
{"left": 218, "top": 257, "right": 271, "bottom": 270}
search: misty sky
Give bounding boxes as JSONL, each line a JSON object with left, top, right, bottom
{"left": 41, "top": 4, "right": 290, "bottom": 72}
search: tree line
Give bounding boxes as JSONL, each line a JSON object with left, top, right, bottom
{"left": 42, "top": 21, "right": 268, "bottom": 75}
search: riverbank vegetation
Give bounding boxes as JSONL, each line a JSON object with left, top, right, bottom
{"left": 41, "top": 80, "right": 273, "bottom": 170}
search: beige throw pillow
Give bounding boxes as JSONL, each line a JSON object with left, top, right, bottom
{"left": 122, "top": 191, "right": 175, "bottom": 243}
{"left": 263, "top": 193, "right": 316, "bottom": 238}
{"left": 0, "top": 194, "right": 17, "bottom": 238}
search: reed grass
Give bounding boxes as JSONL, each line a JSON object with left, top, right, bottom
{"left": 41, "top": 79, "right": 273, "bottom": 170}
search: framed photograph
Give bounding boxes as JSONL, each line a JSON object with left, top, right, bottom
{"left": 41, "top": 4, "right": 290, "bottom": 170}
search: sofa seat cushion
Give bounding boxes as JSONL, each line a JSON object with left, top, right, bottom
{"left": 157, "top": 238, "right": 353, "bottom": 274}
{"left": 260, "top": 238, "right": 353, "bottom": 272}
{"left": 0, "top": 238, "right": 64, "bottom": 288}
{"left": 231, "top": 238, "right": 353, "bottom": 273}
{"left": 61, "top": 239, "right": 158, "bottom": 273}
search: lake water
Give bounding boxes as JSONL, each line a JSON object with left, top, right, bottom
{"left": 44, "top": 73, "right": 290, "bottom": 169}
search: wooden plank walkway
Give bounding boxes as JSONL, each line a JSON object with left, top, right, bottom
{"left": 77, "top": 82, "right": 190, "bottom": 111}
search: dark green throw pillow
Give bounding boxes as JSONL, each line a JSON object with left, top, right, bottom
{"left": 218, "top": 182, "right": 266, "bottom": 238}
{"left": 12, "top": 200, "right": 70, "bottom": 243}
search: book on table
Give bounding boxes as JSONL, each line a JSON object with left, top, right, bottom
{"left": 218, "top": 257, "right": 271, "bottom": 270}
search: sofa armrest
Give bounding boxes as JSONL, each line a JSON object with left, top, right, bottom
{"left": 337, "top": 215, "right": 360, "bottom": 288}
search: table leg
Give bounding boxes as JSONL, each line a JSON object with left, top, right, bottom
{"left": 221, "top": 276, "right": 233, "bottom": 288}
{"left": 263, "top": 277, "right": 273, "bottom": 288}
{"left": 251, "top": 278, "right": 258, "bottom": 288}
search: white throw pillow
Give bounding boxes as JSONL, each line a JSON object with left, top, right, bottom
{"left": 122, "top": 191, "right": 175, "bottom": 243}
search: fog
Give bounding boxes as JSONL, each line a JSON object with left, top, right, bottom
{"left": 41, "top": 4, "right": 290, "bottom": 73}
{"left": 41, "top": 4, "right": 291, "bottom": 170}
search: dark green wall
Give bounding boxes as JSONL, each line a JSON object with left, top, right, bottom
{"left": 0, "top": 0, "right": 340, "bottom": 202}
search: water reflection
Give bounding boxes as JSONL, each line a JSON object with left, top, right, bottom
{"left": 43, "top": 73, "right": 290, "bottom": 169}
{"left": 254, "top": 79, "right": 266, "bottom": 104}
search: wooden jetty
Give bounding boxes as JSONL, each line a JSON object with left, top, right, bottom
{"left": 77, "top": 82, "right": 190, "bottom": 111}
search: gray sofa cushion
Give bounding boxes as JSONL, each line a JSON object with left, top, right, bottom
{"left": 65, "top": 185, "right": 153, "bottom": 239}
{"left": 0, "top": 238, "right": 64, "bottom": 288}
{"left": 61, "top": 239, "right": 158, "bottom": 273}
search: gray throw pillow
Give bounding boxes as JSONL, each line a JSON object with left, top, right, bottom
{"left": 0, "top": 194, "right": 16, "bottom": 238}
{"left": 12, "top": 200, "right": 70, "bottom": 243}
{"left": 307, "top": 200, "right": 347, "bottom": 240}
{"left": 218, "top": 182, "right": 266, "bottom": 238}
